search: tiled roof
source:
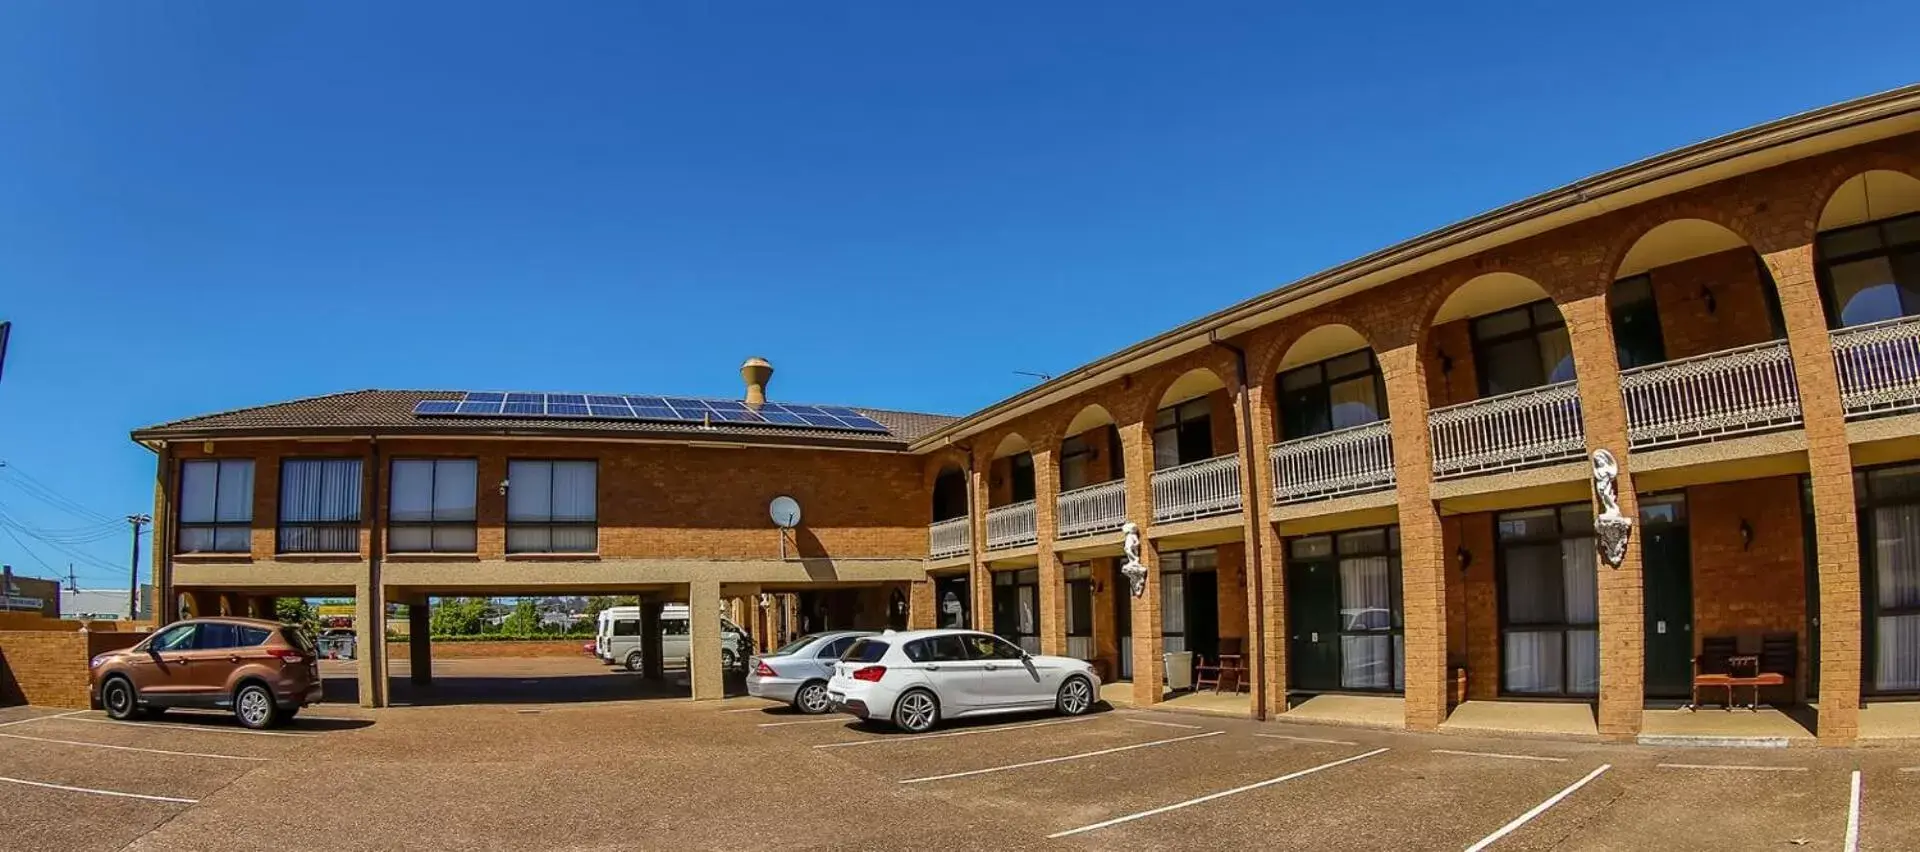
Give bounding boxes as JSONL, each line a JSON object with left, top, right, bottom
{"left": 132, "top": 390, "right": 958, "bottom": 450}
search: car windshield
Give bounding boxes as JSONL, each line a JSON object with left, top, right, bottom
{"left": 771, "top": 633, "right": 826, "bottom": 657}
{"left": 842, "top": 639, "right": 889, "bottom": 663}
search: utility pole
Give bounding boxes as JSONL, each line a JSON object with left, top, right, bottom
{"left": 127, "top": 514, "right": 151, "bottom": 620}
{"left": 66, "top": 563, "right": 77, "bottom": 594}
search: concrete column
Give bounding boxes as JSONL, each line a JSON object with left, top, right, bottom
{"left": 1235, "top": 372, "right": 1277, "bottom": 719}
{"left": 908, "top": 579, "right": 936, "bottom": 630}
{"left": 1381, "top": 343, "right": 1449, "bottom": 730}
{"left": 1034, "top": 447, "right": 1066, "bottom": 656}
{"left": 353, "top": 581, "right": 388, "bottom": 708}
{"left": 689, "top": 580, "right": 724, "bottom": 700}
{"left": 969, "top": 458, "right": 993, "bottom": 632}
{"left": 408, "top": 603, "right": 432, "bottom": 686}
{"left": 641, "top": 600, "right": 664, "bottom": 680}
{"left": 1764, "top": 242, "right": 1863, "bottom": 745}
{"left": 1119, "top": 419, "right": 1164, "bottom": 705}
{"left": 1559, "top": 292, "right": 1645, "bottom": 740}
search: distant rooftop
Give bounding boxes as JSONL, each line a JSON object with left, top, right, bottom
{"left": 132, "top": 389, "right": 959, "bottom": 451}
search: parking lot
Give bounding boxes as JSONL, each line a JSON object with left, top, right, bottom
{"left": 2, "top": 660, "right": 1917, "bottom": 850}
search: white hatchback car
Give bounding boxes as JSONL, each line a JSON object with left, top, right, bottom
{"left": 825, "top": 629, "right": 1100, "bottom": 733}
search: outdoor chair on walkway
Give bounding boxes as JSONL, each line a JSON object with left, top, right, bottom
{"left": 1689, "top": 633, "right": 1796, "bottom": 710}
{"left": 1194, "top": 638, "right": 1250, "bottom": 694}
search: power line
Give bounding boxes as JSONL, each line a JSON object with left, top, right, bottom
{"left": 0, "top": 461, "right": 118, "bottom": 523}
{"left": 0, "top": 524, "right": 56, "bottom": 574}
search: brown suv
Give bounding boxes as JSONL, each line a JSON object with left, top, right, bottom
{"left": 90, "top": 617, "right": 323, "bottom": 729}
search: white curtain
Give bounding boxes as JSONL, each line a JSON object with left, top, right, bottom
{"left": 1017, "top": 585, "right": 1036, "bottom": 636}
{"left": 1162, "top": 570, "right": 1186, "bottom": 653}
{"left": 279, "top": 459, "right": 361, "bottom": 552}
{"left": 1876, "top": 505, "right": 1920, "bottom": 691}
{"left": 507, "top": 460, "right": 596, "bottom": 553}
{"left": 178, "top": 460, "right": 252, "bottom": 552}
{"left": 1562, "top": 538, "right": 1600, "bottom": 696}
{"left": 390, "top": 460, "right": 476, "bottom": 553}
{"left": 1339, "top": 555, "right": 1394, "bottom": 689}
{"left": 1504, "top": 632, "right": 1564, "bottom": 694}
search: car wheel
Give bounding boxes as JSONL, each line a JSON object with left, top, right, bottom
{"left": 1056, "top": 676, "right": 1094, "bottom": 717}
{"left": 625, "top": 651, "right": 644, "bottom": 672}
{"left": 101, "top": 676, "right": 138, "bottom": 720}
{"left": 893, "top": 688, "right": 939, "bottom": 733}
{"left": 233, "top": 683, "right": 281, "bottom": 730}
{"left": 794, "top": 681, "right": 832, "bottom": 715}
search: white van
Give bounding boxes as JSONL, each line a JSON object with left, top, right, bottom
{"left": 595, "top": 605, "right": 750, "bottom": 672}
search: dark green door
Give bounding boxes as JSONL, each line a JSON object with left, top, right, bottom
{"left": 1188, "top": 571, "right": 1220, "bottom": 664}
{"left": 1642, "top": 523, "right": 1693, "bottom": 699}
{"left": 1287, "top": 559, "right": 1342, "bottom": 692}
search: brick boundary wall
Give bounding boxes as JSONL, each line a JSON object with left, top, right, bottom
{"left": 385, "top": 639, "right": 591, "bottom": 659}
{"left": 0, "top": 630, "right": 144, "bottom": 709}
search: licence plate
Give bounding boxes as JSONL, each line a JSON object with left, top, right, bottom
{"left": 829, "top": 692, "right": 845, "bottom": 703}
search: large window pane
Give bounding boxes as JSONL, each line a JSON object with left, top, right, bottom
{"left": 278, "top": 459, "right": 361, "bottom": 553}
{"left": 1830, "top": 257, "right": 1905, "bottom": 327}
{"left": 179, "top": 460, "right": 253, "bottom": 554}
{"left": 506, "top": 460, "right": 597, "bottom": 553}
{"left": 1504, "top": 631, "right": 1564, "bottom": 694}
{"left": 389, "top": 459, "right": 477, "bottom": 553}
{"left": 1480, "top": 337, "right": 1545, "bottom": 395}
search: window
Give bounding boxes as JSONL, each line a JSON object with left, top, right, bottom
{"left": 1008, "top": 453, "right": 1036, "bottom": 503}
{"left": 1153, "top": 398, "right": 1213, "bottom": 469}
{"left": 238, "top": 626, "right": 272, "bottom": 646}
{"left": 906, "top": 634, "right": 969, "bottom": 663}
{"left": 992, "top": 568, "right": 1040, "bottom": 653}
{"left": 843, "top": 639, "right": 890, "bottom": 663}
{"left": 1817, "top": 213, "right": 1920, "bottom": 328}
{"left": 817, "top": 636, "right": 858, "bottom": 659}
{"left": 962, "top": 632, "right": 1025, "bottom": 660}
{"left": 1060, "top": 435, "right": 1093, "bottom": 492}
{"left": 1859, "top": 463, "right": 1920, "bottom": 693}
{"left": 1472, "top": 300, "right": 1576, "bottom": 396}
{"left": 278, "top": 459, "right": 363, "bottom": 554}
{"left": 1497, "top": 505, "right": 1598, "bottom": 697}
{"left": 1289, "top": 527, "right": 1403, "bottom": 692}
{"left": 662, "top": 618, "right": 689, "bottom": 637}
{"left": 932, "top": 469, "right": 969, "bottom": 522}
{"left": 1066, "top": 563, "right": 1094, "bottom": 660}
{"left": 1160, "top": 548, "right": 1215, "bottom": 654}
{"left": 147, "top": 623, "right": 197, "bottom": 652}
{"left": 506, "top": 460, "right": 597, "bottom": 553}
{"left": 1609, "top": 275, "right": 1667, "bottom": 369}
{"left": 178, "top": 460, "right": 254, "bottom": 553}
{"left": 195, "top": 623, "right": 241, "bottom": 650}
{"left": 612, "top": 619, "right": 639, "bottom": 637}
{"left": 1277, "top": 350, "right": 1388, "bottom": 441}
{"left": 389, "top": 459, "right": 478, "bottom": 553}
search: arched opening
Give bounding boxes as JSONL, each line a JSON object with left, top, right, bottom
{"left": 1152, "top": 368, "right": 1232, "bottom": 470}
{"left": 1816, "top": 170, "right": 1920, "bottom": 329}
{"left": 1058, "top": 404, "right": 1122, "bottom": 492}
{"left": 1274, "top": 324, "right": 1387, "bottom": 441}
{"left": 1610, "top": 219, "right": 1781, "bottom": 368}
{"left": 931, "top": 464, "right": 968, "bottom": 522}
{"left": 988, "top": 433, "right": 1034, "bottom": 508}
{"left": 1428, "top": 272, "right": 1572, "bottom": 406}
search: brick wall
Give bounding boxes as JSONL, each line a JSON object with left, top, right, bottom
{"left": 1687, "top": 477, "right": 1808, "bottom": 695}
{"left": 1216, "top": 541, "right": 1249, "bottom": 643}
{"left": 1648, "top": 248, "right": 1779, "bottom": 360}
{"left": 1425, "top": 320, "right": 1478, "bottom": 407}
{"left": 0, "top": 631, "right": 91, "bottom": 708}
{"left": 1450, "top": 513, "right": 1501, "bottom": 701}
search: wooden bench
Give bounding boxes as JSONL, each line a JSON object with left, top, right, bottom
{"left": 1690, "top": 633, "right": 1795, "bottom": 711}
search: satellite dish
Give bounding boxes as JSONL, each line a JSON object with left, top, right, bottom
{"left": 769, "top": 495, "right": 802, "bottom": 529}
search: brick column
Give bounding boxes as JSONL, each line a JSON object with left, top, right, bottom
{"left": 689, "top": 580, "right": 724, "bottom": 700}
{"left": 1764, "top": 242, "right": 1863, "bottom": 744}
{"left": 1380, "top": 343, "right": 1449, "bottom": 730}
{"left": 1119, "top": 419, "right": 1165, "bottom": 705}
{"left": 1559, "top": 292, "right": 1645, "bottom": 739}
{"left": 1236, "top": 376, "right": 1279, "bottom": 718}
{"left": 907, "top": 579, "right": 936, "bottom": 630}
{"left": 969, "top": 457, "right": 993, "bottom": 633}
{"left": 152, "top": 445, "right": 175, "bottom": 624}
{"left": 1034, "top": 447, "right": 1066, "bottom": 656}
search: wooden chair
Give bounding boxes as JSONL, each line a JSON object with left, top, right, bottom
{"left": 1689, "top": 635, "right": 1739, "bottom": 710}
{"left": 1691, "top": 633, "right": 1797, "bottom": 710}
{"left": 1194, "top": 638, "right": 1250, "bottom": 694}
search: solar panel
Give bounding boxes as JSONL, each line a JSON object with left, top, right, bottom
{"left": 412, "top": 392, "right": 891, "bottom": 433}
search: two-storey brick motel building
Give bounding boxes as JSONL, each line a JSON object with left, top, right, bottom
{"left": 136, "top": 87, "right": 1920, "bottom": 742}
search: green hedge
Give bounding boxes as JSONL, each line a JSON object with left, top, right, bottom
{"left": 384, "top": 633, "right": 595, "bottom": 642}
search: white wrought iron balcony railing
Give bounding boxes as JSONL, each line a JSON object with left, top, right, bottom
{"left": 1151, "top": 454, "right": 1242, "bottom": 523}
{"left": 1269, "top": 419, "right": 1396, "bottom": 504}
{"left": 984, "top": 500, "right": 1038, "bottom": 550}
{"left": 1832, "top": 314, "right": 1920, "bottom": 419}
{"left": 1428, "top": 380, "right": 1585, "bottom": 479}
{"left": 1620, "top": 339, "right": 1802, "bottom": 449}
{"left": 928, "top": 516, "right": 971, "bottom": 560}
{"left": 1056, "top": 479, "right": 1128, "bottom": 539}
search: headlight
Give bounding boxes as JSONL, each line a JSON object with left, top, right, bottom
{"left": 89, "top": 656, "right": 108, "bottom": 669}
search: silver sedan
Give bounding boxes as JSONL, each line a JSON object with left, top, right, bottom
{"left": 745, "top": 630, "right": 876, "bottom": 713}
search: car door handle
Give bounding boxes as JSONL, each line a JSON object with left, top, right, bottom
{"left": 228, "top": 655, "right": 242, "bottom": 663}
{"left": 168, "top": 657, "right": 190, "bottom": 664}
{"left": 984, "top": 664, "right": 998, "bottom": 671}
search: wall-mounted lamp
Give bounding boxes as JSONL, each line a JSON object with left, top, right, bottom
{"left": 497, "top": 479, "right": 510, "bottom": 496}
{"left": 1700, "top": 285, "right": 1718, "bottom": 316}
{"left": 1739, "top": 518, "right": 1753, "bottom": 551}
{"left": 1457, "top": 545, "right": 1474, "bottom": 574}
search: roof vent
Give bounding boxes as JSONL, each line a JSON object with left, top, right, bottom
{"left": 740, "top": 357, "right": 774, "bottom": 409}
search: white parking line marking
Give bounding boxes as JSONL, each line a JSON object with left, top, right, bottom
{"left": 0, "top": 732, "right": 268, "bottom": 761}
{"left": 813, "top": 715, "right": 1096, "bottom": 749}
{"left": 58, "top": 717, "right": 318, "bottom": 738}
{"left": 1432, "top": 749, "right": 1568, "bottom": 763}
{"left": 1845, "top": 770, "right": 1862, "bottom": 852}
{"left": 0, "top": 775, "right": 197, "bottom": 804}
{"left": 1465, "top": 764, "right": 1611, "bottom": 852}
{"left": 1120, "top": 717, "right": 1206, "bottom": 730}
{"left": 1047, "top": 747, "right": 1390, "bottom": 838}
{"left": 1253, "top": 733, "right": 1358, "bottom": 746}
{"left": 1655, "top": 763, "right": 1807, "bottom": 772}
{"left": 901, "top": 731, "right": 1224, "bottom": 784}
{"left": 0, "top": 710, "right": 86, "bottom": 729}
{"left": 757, "top": 718, "right": 853, "bottom": 728}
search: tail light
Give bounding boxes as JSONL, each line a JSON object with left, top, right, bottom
{"left": 851, "top": 665, "right": 887, "bottom": 683}
{"left": 267, "top": 648, "right": 306, "bottom": 664}
{"left": 755, "top": 660, "right": 778, "bottom": 677}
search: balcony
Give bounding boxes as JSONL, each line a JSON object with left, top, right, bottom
{"left": 928, "top": 516, "right": 971, "bottom": 560}
{"left": 1428, "top": 380, "right": 1585, "bottom": 479}
{"left": 1151, "top": 454, "right": 1242, "bottom": 523}
{"left": 1269, "top": 420, "right": 1396, "bottom": 505}
{"left": 985, "top": 500, "right": 1038, "bottom": 550}
{"left": 1832, "top": 314, "right": 1920, "bottom": 419}
{"left": 1057, "top": 479, "right": 1127, "bottom": 540}
{"left": 1621, "top": 339, "right": 1802, "bottom": 449}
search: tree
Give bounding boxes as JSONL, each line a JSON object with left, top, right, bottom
{"left": 275, "top": 598, "right": 318, "bottom": 633}
{"left": 430, "top": 597, "right": 488, "bottom": 636}
{"left": 584, "top": 596, "right": 615, "bottom": 622}
{"left": 501, "top": 599, "right": 542, "bottom": 635}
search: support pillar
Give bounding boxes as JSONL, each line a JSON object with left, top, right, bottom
{"left": 641, "top": 600, "right": 664, "bottom": 680}
{"left": 969, "top": 456, "right": 993, "bottom": 633}
{"left": 1119, "top": 419, "right": 1165, "bottom": 705}
{"left": 1034, "top": 446, "right": 1066, "bottom": 656}
{"left": 354, "top": 581, "right": 389, "bottom": 708}
{"left": 689, "top": 580, "right": 725, "bottom": 700}
{"left": 908, "top": 579, "right": 936, "bottom": 630}
{"left": 1236, "top": 367, "right": 1278, "bottom": 719}
{"left": 1559, "top": 291, "right": 1645, "bottom": 740}
{"left": 1765, "top": 242, "right": 1863, "bottom": 744}
{"left": 408, "top": 603, "right": 432, "bottom": 686}
{"left": 1381, "top": 343, "right": 1450, "bottom": 730}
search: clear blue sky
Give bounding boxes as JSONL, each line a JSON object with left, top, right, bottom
{"left": 1, "top": 1, "right": 1914, "bottom": 588}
